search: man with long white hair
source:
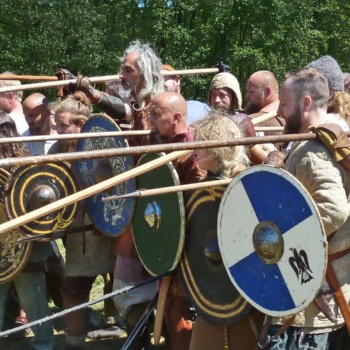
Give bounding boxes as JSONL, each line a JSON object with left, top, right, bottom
{"left": 68, "top": 40, "right": 165, "bottom": 349}
{"left": 74, "top": 40, "right": 164, "bottom": 148}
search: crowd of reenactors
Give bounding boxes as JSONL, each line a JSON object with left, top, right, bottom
{"left": 0, "top": 40, "right": 350, "bottom": 350}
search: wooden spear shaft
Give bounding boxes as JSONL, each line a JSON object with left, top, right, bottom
{"left": 0, "top": 112, "right": 278, "bottom": 144}
{"left": 0, "top": 75, "right": 120, "bottom": 92}
{"left": 0, "top": 132, "right": 321, "bottom": 169}
{"left": 0, "top": 74, "right": 58, "bottom": 81}
{"left": 0, "top": 150, "right": 191, "bottom": 235}
{"left": 0, "top": 127, "right": 283, "bottom": 144}
{"left": 0, "top": 68, "right": 219, "bottom": 93}
{"left": 102, "top": 178, "right": 232, "bottom": 201}
{"left": 255, "top": 126, "right": 284, "bottom": 132}
{"left": 0, "top": 130, "right": 151, "bottom": 144}
{"left": 251, "top": 111, "right": 277, "bottom": 126}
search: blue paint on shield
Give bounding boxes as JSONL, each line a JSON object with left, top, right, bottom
{"left": 229, "top": 252, "right": 295, "bottom": 311}
{"left": 76, "top": 115, "right": 135, "bottom": 236}
{"left": 227, "top": 169, "right": 314, "bottom": 310}
{"left": 241, "top": 171, "right": 312, "bottom": 234}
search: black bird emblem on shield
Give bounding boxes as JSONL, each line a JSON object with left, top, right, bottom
{"left": 289, "top": 248, "right": 314, "bottom": 284}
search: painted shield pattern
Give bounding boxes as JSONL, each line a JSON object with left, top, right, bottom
{"left": 5, "top": 163, "right": 81, "bottom": 235}
{"left": 0, "top": 168, "right": 32, "bottom": 284}
{"left": 76, "top": 114, "right": 135, "bottom": 236}
{"left": 179, "top": 178, "right": 252, "bottom": 326}
{"left": 218, "top": 165, "right": 327, "bottom": 317}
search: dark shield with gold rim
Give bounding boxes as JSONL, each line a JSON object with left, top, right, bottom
{"left": 0, "top": 168, "right": 32, "bottom": 284}
{"left": 76, "top": 114, "right": 135, "bottom": 237}
{"left": 178, "top": 178, "right": 252, "bottom": 326}
{"left": 132, "top": 153, "right": 185, "bottom": 276}
{"left": 5, "top": 163, "right": 81, "bottom": 235}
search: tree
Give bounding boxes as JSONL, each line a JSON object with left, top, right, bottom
{"left": 0, "top": 0, "right": 348, "bottom": 103}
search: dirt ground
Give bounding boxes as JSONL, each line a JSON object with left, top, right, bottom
{"left": 1, "top": 304, "right": 168, "bottom": 350}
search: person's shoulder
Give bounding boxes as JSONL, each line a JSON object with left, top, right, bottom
{"left": 186, "top": 100, "right": 210, "bottom": 125}
{"left": 21, "top": 128, "right": 30, "bottom": 136}
{"left": 249, "top": 111, "right": 266, "bottom": 119}
{"left": 290, "top": 139, "right": 337, "bottom": 168}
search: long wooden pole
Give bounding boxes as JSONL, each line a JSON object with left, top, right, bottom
{"left": 251, "top": 111, "right": 277, "bottom": 126}
{"left": 0, "top": 150, "right": 191, "bottom": 235}
{"left": 0, "top": 68, "right": 219, "bottom": 93}
{"left": 0, "top": 132, "right": 322, "bottom": 169}
{"left": 0, "top": 130, "right": 151, "bottom": 144}
{"left": 0, "top": 74, "right": 58, "bottom": 81}
{"left": 255, "top": 126, "right": 284, "bottom": 132}
{"left": 326, "top": 264, "right": 350, "bottom": 333}
{"left": 0, "top": 127, "right": 284, "bottom": 145}
{"left": 102, "top": 178, "right": 232, "bottom": 201}
{"left": 153, "top": 276, "right": 172, "bottom": 345}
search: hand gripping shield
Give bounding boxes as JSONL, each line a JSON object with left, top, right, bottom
{"left": 218, "top": 165, "right": 327, "bottom": 317}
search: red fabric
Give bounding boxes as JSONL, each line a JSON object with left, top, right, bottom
{"left": 167, "top": 128, "right": 206, "bottom": 185}
{"left": 164, "top": 294, "right": 193, "bottom": 350}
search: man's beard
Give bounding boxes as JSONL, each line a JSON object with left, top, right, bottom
{"left": 283, "top": 106, "right": 303, "bottom": 134}
{"left": 213, "top": 103, "right": 231, "bottom": 114}
{"left": 244, "top": 101, "right": 261, "bottom": 115}
{"left": 117, "top": 81, "right": 133, "bottom": 102}
{"left": 29, "top": 126, "right": 40, "bottom": 135}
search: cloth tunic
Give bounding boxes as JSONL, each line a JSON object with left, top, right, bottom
{"left": 273, "top": 139, "right": 350, "bottom": 330}
{"left": 65, "top": 216, "right": 115, "bottom": 277}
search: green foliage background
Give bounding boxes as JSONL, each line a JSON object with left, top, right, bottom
{"left": 0, "top": 0, "right": 349, "bottom": 103}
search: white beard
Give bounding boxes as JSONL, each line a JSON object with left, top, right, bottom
{"left": 117, "top": 82, "right": 133, "bottom": 103}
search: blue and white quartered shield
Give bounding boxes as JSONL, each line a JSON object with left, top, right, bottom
{"left": 76, "top": 114, "right": 135, "bottom": 237}
{"left": 218, "top": 165, "right": 327, "bottom": 317}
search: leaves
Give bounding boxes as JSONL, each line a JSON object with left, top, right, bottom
{"left": 0, "top": 0, "right": 349, "bottom": 101}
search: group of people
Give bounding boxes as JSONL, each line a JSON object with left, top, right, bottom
{"left": 0, "top": 39, "right": 349, "bottom": 350}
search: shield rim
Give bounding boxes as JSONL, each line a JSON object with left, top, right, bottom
{"left": 0, "top": 168, "right": 32, "bottom": 284}
{"left": 5, "top": 162, "right": 81, "bottom": 235}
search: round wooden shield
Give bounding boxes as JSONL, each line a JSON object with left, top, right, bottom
{"left": 178, "top": 178, "right": 252, "bottom": 326}
{"left": 5, "top": 163, "right": 81, "bottom": 235}
{"left": 76, "top": 114, "right": 135, "bottom": 237}
{"left": 218, "top": 165, "right": 327, "bottom": 317}
{"left": 132, "top": 153, "right": 185, "bottom": 276}
{"left": 0, "top": 168, "right": 32, "bottom": 284}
